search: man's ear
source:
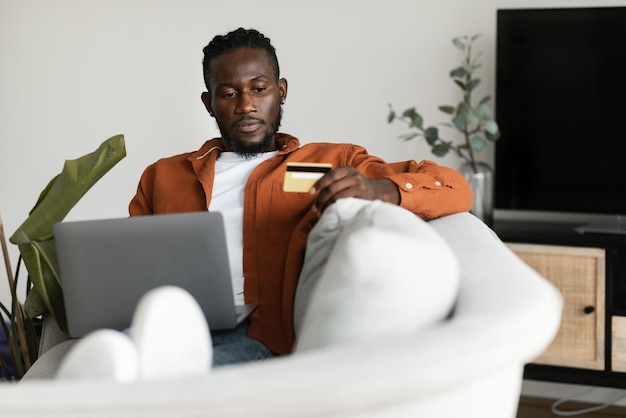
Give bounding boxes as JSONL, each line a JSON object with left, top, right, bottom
{"left": 279, "top": 78, "right": 288, "bottom": 104}
{"left": 201, "top": 92, "right": 214, "bottom": 117}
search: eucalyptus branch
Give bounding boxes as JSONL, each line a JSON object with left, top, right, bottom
{"left": 450, "top": 143, "right": 473, "bottom": 166}
{"left": 387, "top": 34, "right": 500, "bottom": 174}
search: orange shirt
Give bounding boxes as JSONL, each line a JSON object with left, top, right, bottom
{"left": 129, "top": 133, "right": 473, "bottom": 354}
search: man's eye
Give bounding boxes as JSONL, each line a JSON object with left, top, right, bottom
{"left": 253, "top": 87, "right": 267, "bottom": 93}
{"left": 222, "top": 91, "right": 236, "bottom": 98}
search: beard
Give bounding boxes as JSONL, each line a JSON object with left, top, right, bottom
{"left": 221, "top": 106, "right": 283, "bottom": 159}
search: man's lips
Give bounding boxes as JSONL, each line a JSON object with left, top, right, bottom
{"left": 235, "top": 118, "right": 264, "bottom": 133}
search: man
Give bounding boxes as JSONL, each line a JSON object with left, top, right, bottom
{"left": 128, "top": 28, "right": 473, "bottom": 363}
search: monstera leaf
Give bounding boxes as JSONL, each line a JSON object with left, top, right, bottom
{"left": 9, "top": 135, "right": 126, "bottom": 331}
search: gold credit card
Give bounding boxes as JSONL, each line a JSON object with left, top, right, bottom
{"left": 283, "top": 162, "right": 332, "bottom": 193}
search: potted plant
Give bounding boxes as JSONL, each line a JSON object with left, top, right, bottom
{"left": 1, "top": 219, "right": 37, "bottom": 380}
{"left": 0, "top": 135, "right": 126, "bottom": 379}
{"left": 387, "top": 34, "right": 500, "bottom": 225}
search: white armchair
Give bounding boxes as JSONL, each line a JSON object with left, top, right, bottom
{"left": 1, "top": 210, "right": 562, "bottom": 417}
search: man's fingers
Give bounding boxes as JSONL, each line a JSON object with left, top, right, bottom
{"left": 312, "top": 167, "right": 370, "bottom": 213}
{"left": 311, "top": 166, "right": 400, "bottom": 214}
{"left": 311, "top": 166, "right": 353, "bottom": 192}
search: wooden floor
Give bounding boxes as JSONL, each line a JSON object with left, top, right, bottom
{"left": 518, "top": 396, "right": 626, "bottom": 417}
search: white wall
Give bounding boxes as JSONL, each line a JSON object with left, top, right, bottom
{"left": 2, "top": 0, "right": 625, "bottom": 302}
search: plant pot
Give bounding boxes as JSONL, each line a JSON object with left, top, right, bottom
{"left": 460, "top": 161, "right": 494, "bottom": 226}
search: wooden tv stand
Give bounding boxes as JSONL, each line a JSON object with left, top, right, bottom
{"left": 493, "top": 219, "right": 626, "bottom": 388}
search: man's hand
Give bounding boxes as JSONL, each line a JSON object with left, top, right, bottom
{"left": 310, "top": 166, "right": 400, "bottom": 214}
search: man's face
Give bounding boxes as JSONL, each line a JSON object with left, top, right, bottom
{"left": 202, "top": 48, "right": 287, "bottom": 157}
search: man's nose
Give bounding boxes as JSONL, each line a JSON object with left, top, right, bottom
{"left": 235, "top": 92, "right": 256, "bottom": 114}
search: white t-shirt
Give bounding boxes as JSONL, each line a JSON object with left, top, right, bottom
{"left": 210, "top": 151, "right": 278, "bottom": 304}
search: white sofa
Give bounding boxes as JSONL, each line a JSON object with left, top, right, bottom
{"left": 0, "top": 210, "right": 562, "bottom": 417}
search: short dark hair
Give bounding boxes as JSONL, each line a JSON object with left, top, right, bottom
{"left": 202, "top": 28, "right": 280, "bottom": 91}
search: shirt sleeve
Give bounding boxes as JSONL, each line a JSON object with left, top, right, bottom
{"left": 347, "top": 145, "right": 473, "bottom": 220}
{"left": 128, "top": 164, "right": 156, "bottom": 216}
{"left": 386, "top": 160, "right": 473, "bottom": 220}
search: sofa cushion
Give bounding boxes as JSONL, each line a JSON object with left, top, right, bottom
{"left": 294, "top": 198, "right": 460, "bottom": 352}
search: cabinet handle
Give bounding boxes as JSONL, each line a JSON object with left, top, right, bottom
{"left": 584, "top": 306, "right": 596, "bottom": 315}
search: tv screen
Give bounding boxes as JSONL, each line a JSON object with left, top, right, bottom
{"left": 495, "top": 7, "right": 626, "bottom": 217}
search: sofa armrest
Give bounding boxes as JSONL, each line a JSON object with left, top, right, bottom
{"left": 21, "top": 315, "right": 75, "bottom": 380}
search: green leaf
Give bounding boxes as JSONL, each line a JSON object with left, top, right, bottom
{"left": 458, "top": 102, "right": 478, "bottom": 127}
{"left": 28, "top": 174, "right": 60, "bottom": 217}
{"left": 479, "top": 95, "right": 491, "bottom": 105}
{"left": 486, "top": 131, "right": 501, "bottom": 141}
{"left": 24, "top": 287, "right": 46, "bottom": 318}
{"left": 468, "top": 78, "right": 481, "bottom": 91}
{"left": 9, "top": 135, "right": 126, "bottom": 330}
{"left": 432, "top": 144, "right": 449, "bottom": 157}
{"left": 410, "top": 117, "right": 423, "bottom": 129}
{"left": 424, "top": 127, "right": 439, "bottom": 145}
{"left": 17, "top": 240, "right": 66, "bottom": 329}
{"left": 477, "top": 102, "right": 493, "bottom": 121}
{"left": 452, "top": 37, "right": 466, "bottom": 51}
{"left": 10, "top": 135, "right": 126, "bottom": 245}
{"left": 412, "top": 116, "right": 425, "bottom": 130}
{"left": 438, "top": 105, "right": 455, "bottom": 115}
{"left": 471, "top": 34, "right": 482, "bottom": 41}
{"left": 485, "top": 120, "right": 499, "bottom": 135}
{"left": 454, "top": 80, "right": 466, "bottom": 90}
{"left": 450, "top": 67, "right": 467, "bottom": 78}
{"left": 399, "top": 132, "right": 420, "bottom": 141}
{"left": 457, "top": 101, "right": 470, "bottom": 117}
{"left": 469, "top": 136, "right": 487, "bottom": 152}
{"left": 399, "top": 107, "right": 424, "bottom": 129}
{"left": 453, "top": 115, "right": 466, "bottom": 132}
{"left": 485, "top": 120, "right": 501, "bottom": 141}
{"left": 464, "top": 108, "right": 479, "bottom": 127}
{"left": 401, "top": 107, "right": 417, "bottom": 119}
{"left": 457, "top": 101, "right": 478, "bottom": 128}
{"left": 387, "top": 108, "right": 396, "bottom": 124}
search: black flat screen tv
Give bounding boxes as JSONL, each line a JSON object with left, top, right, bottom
{"left": 495, "top": 7, "right": 626, "bottom": 232}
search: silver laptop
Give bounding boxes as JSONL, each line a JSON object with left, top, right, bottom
{"left": 54, "top": 211, "right": 256, "bottom": 338}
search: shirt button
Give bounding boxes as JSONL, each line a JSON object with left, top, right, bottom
{"left": 435, "top": 181, "right": 441, "bottom": 187}
{"left": 405, "top": 182, "right": 413, "bottom": 190}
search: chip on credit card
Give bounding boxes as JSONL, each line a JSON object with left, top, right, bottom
{"left": 283, "top": 162, "right": 332, "bottom": 193}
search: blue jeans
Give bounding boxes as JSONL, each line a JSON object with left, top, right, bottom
{"left": 211, "top": 319, "right": 275, "bottom": 366}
